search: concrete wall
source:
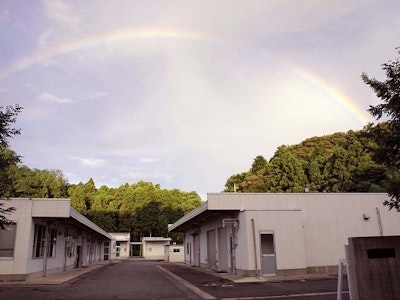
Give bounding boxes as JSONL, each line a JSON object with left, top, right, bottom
{"left": 165, "top": 245, "right": 184, "bottom": 262}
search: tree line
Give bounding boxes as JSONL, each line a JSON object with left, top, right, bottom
{"left": 2, "top": 162, "right": 202, "bottom": 241}
{"left": 224, "top": 125, "right": 387, "bottom": 194}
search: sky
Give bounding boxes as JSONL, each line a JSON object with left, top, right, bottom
{"left": 0, "top": 0, "right": 399, "bottom": 199}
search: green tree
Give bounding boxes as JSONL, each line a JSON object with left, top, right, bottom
{"left": 265, "top": 146, "right": 308, "bottom": 192}
{"left": 0, "top": 105, "right": 22, "bottom": 229}
{"left": 0, "top": 105, "right": 23, "bottom": 198}
{"left": 224, "top": 172, "right": 247, "bottom": 192}
{"left": 250, "top": 155, "right": 268, "bottom": 173}
{"left": 362, "top": 48, "right": 400, "bottom": 211}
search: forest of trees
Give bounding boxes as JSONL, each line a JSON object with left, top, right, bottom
{"left": 3, "top": 163, "right": 202, "bottom": 241}
{"left": 224, "top": 125, "right": 388, "bottom": 193}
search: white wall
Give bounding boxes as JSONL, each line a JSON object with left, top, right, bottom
{"left": 208, "top": 193, "right": 400, "bottom": 270}
{"left": 236, "top": 210, "right": 307, "bottom": 273}
{"left": 0, "top": 199, "right": 33, "bottom": 276}
{"left": 142, "top": 240, "right": 170, "bottom": 259}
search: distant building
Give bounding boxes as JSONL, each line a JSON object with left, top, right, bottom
{"left": 169, "top": 193, "right": 400, "bottom": 277}
{"left": 109, "top": 232, "right": 130, "bottom": 259}
{"left": 0, "top": 198, "right": 112, "bottom": 281}
{"left": 164, "top": 244, "right": 184, "bottom": 263}
{"left": 141, "top": 237, "right": 171, "bottom": 260}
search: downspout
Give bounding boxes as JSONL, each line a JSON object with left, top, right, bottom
{"left": 251, "top": 218, "right": 258, "bottom": 277}
{"left": 64, "top": 239, "right": 67, "bottom": 271}
{"left": 42, "top": 226, "right": 49, "bottom": 277}
{"left": 376, "top": 207, "right": 383, "bottom": 236}
{"left": 231, "top": 225, "right": 236, "bottom": 275}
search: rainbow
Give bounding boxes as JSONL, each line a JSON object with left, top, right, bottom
{"left": 0, "top": 27, "right": 372, "bottom": 125}
{"left": 0, "top": 28, "right": 215, "bottom": 79}
{"left": 289, "top": 65, "right": 373, "bottom": 125}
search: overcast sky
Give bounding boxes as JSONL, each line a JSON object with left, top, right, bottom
{"left": 0, "top": 0, "right": 399, "bottom": 198}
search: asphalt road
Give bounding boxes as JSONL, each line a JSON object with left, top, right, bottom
{"left": 0, "top": 260, "right": 349, "bottom": 300}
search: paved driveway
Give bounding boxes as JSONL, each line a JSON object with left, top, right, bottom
{"left": 0, "top": 260, "right": 349, "bottom": 300}
{"left": 0, "top": 260, "right": 202, "bottom": 300}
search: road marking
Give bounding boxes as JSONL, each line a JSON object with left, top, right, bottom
{"left": 157, "top": 266, "right": 217, "bottom": 299}
{"left": 222, "top": 290, "right": 349, "bottom": 299}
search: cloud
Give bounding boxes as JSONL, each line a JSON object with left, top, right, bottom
{"left": 0, "top": 9, "right": 9, "bottom": 23}
{"left": 39, "top": 0, "right": 82, "bottom": 48}
{"left": 85, "top": 91, "right": 109, "bottom": 100}
{"left": 72, "top": 156, "right": 107, "bottom": 168}
{"left": 39, "top": 92, "right": 74, "bottom": 104}
{"left": 42, "top": 0, "right": 81, "bottom": 28}
{"left": 140, "top": 158, "right": 158, "bottom": 164}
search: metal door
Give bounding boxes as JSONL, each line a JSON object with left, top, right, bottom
{"left": 193, "top": 233, "right": 200, "bottom": 266}
{"left": 207, "top": 230, "right": 217, "bottom": 269}
{"left": 218, "top": 227, "right": 228, "bottom": 272}
{"left": 260, "top": 233, "right": 276, "bottom": 276}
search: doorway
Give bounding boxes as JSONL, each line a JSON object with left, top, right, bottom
{"left": 260, "top": 233, "right": 276, "bottom": 276}
{"left": 75, "top": 245, "right": 82, "bottom": 268}
{"left": 207, "top": 230, "right": 217, "bottom": 270}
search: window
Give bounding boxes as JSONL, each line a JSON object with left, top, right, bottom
{"left": 104, "top": 241, "right": 110, "bottom": 260}
{"left": 66, "top": 236, "right": 75, "bottom": 257}
{"left": 33, "top": 224, "right": 46, "bottom": 258}
{"left": 116, "top": 242, "right": 120, "bottom": 257}
{"left": 48, "top": 229, "right": 57, "bottom": 257}
{"left": 0, "top": 224, "right": 16, "bottom": 257}
{"left": 173, "top": 248, "right": 180, "bottom": 253}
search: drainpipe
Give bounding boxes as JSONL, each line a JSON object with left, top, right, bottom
{"left": 42, "top": 226, "right": 49, "bottom": 277}
{"left": 251, "top": 218, "right": 258, "bottom": 277}
{"left": 376, "top": 207, "right": 383, "bottom": 236}
{"left": 231, "top": 225, "right": 236, "bottom": 275}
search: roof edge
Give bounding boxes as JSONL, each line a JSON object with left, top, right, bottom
{"left": 168, "top": 201, "right": 208, "bottom": 232}
{"left": 70, "top": 207, "right": 113, "bottom": 239}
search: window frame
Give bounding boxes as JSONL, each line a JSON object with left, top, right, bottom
{"left": 32, "top": 223, "right": 46, "bottom": 258}
{"left": 0, "top": 223, "right": 17, "bottom": 259}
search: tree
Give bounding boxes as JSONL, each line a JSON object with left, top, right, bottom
{"left": 0, "top": 104, "right": 23, "bottom": 148}
{"left": 362, "top": 48, "right": 400, "bottom": 211}
{"left": 0, "top": 104, "right": 23, "bottom": 229}
{"left": 0, "top": 203, "right": 15, "bottom": 229}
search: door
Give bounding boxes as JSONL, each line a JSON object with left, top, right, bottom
{"left": 193, "top": 233, "right": 200, "bottom": 266}
{"left": 260, "top": 233, "right": 276, "bottom": 276}
{"left": 76, "top": 245, "right": 82, "bottom": 268}
{"left": 104, "top": 241, "right": 110, "bottom": 261}
{"left": 218, "top": 227, "right": 228, "bottom": 272}
{"left": 207, "top": 230, "right": 217, "bottom": 270}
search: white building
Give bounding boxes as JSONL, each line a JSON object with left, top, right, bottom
{"left": 168, "top": 193, "right": 400, "bottom": 277}
{"left": 109, "top": 232, "right": 130, "bottom": 259}
{"left": 141, "top": 237, "right": 171, "bottom": 260}
{"left": 164, "top": 244, "right": 184, "bottom": 263}
{"left": 0, "top": 198, "right": 113, "bottom": 281}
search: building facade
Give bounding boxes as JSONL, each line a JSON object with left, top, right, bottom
{"left": 169, "top": 193, "right": 400, "bottom": 277}
{"left": 141, "top": 237, "right": 171, "bottom": 260}
{"left": 0, "top": 198, "right": 113, "bottom": 281}
{"left": 109, "top": 232, "right": 130, "bottom": 259}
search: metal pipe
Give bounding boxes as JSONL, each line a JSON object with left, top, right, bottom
{"left": 251, "top": 218, "right": 258, "bottom": 277}
{"left": 376, "top": 206, "right": 383, "bottom": 236}
{"left": 42, "top": 226, "right": 49, "bottom": 277}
